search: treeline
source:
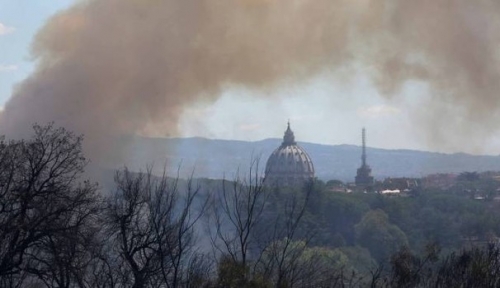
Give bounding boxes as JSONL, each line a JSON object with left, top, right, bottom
{"left": 305, "top": 180, "right": 500, "bottom": 265}
{"left": 2, "top": 124, "right": 500, "bottom": 288}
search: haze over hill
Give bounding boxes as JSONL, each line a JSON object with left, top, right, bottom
{"left": 109, "top": 137, "right": 500, "bottom": 182}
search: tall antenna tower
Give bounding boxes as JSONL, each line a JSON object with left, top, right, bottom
{"left": 355, "top": 127, "right": 374, "bottom": 186}
{"left": 362, "top": 127, "right": 366, "bottom": 167}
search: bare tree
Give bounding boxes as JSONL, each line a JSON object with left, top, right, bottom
{"left": 103, "top": 167, "right": 207, "bottom": 288}
{"left": 255, "top": 180, "right": 315, "bottom": 288}
{"left": 208, "top": 157, "right": 329, "bottom": 288}
{"left": 209, "top": 157, "right": 268, "bottom": 283}
{"left": 0, "top": 124, "right": 100, "bottom": 287}
{"left": 82, "top": 241, "right": 119, "bottom": 288}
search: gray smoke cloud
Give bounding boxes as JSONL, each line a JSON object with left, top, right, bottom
{"left": 2, "top": 0, "right": 500, "bottom": 161}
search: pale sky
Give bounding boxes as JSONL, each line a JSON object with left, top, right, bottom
{"left": 1, "top": 1, "right": 499, "bottom": 155}
{"left": 0, "top": 0, "right": 75, "bottom": 103}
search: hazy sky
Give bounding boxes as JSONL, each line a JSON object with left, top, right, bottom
{"left": 1, "top": 1, "right": 499, "bottom": 155}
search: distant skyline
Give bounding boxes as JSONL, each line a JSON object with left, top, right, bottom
{"left": 1, "top": 1, "right": 500, "bottom": 156}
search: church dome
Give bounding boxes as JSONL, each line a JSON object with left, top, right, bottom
{"left": 264, "top": 122, "right": 315, "bottom": 187}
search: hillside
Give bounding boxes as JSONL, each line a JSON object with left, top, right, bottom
{"left": 107, "top": 136, "right": 500, "bottom": 182}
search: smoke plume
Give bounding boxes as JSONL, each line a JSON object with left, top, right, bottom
{"left": 2, "top": 0, "right": 500, "bottom": 160}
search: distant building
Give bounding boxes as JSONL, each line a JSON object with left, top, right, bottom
{"left": 355, "top": 128, "right": 374, "bottom": 186}
{"left": 378, "top": 177, "right": 420, "bottom": 195}
{"left": 422, "top": 173, "right": 457, "bottom": 189}
{"left": 380, "top": 189, "right": 401, "bottom": 195}
{"left": 264, "top": 122, "right": 315, "bottom": 187}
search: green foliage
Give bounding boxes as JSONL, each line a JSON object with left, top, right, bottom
{"left": 258, "top": 239, "right": 353, "bottom": 287}
{"left": 321, "top": 193, "right": 370, "bottom": 245}
{"left": 380, "top": 243, "right": 500, "bottom": 288}
{"left": 355, "top": 209, "right": 409, "bottom": 263}
{"left": 217, "top": 256, "right": 272, "bottom": 288}
{"left": 331, "top": 233, "right": 347, "bottom": 248}
{"left": 287, "top": 177, "right": 500, "bottom": 275}
{"left": 339, "top": 246, "right": 377, "bottom": 275}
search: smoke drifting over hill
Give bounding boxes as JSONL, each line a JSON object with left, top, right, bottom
{"left": 2, "top": 0, "right": 500, "bottom": 162}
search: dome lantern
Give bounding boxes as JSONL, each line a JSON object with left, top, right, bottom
{"left": 282, "top": 121, "right": 296, "bottom": 146}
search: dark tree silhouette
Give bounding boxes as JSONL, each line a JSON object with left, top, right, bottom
{"left": 0, "top": 124, "right": 99, "bottom": 287}
{"left": 209, "top": 158, "right": 268, "bottom": 286}
{"left": 103, "top": 167, "right": 207, "bottom": 288}
{"left": 256, "top": 181, "right": 314, "bottom": 288}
